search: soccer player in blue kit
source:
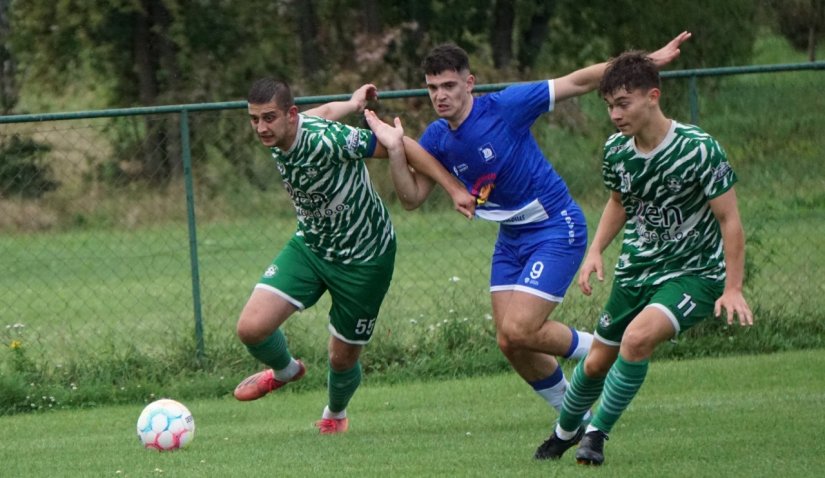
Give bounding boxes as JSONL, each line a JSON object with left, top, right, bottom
{"left": 364, "top": 31, "right": 692, "bottom": 458}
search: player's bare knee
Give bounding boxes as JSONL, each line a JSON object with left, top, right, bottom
{"left": 328, "top": 352, "right": 358, "bottom": 371}
{"left": 497, "top": 323, "right": 533, "bottom": 351}
{"left": 583, "top": 355, "right": 611, "bottom": 377}
{"left": 496, "top": 331, "right": 515, "bottom": 355}
{"left": 236, "top": 326, "right": 261, "bottom": 345}
{"left": 620, "top": 331, "right": 656, "bottom": 360}
{"left": 236, "top": 317, "right": 266, "bottom": 345}
{"left": 328, "top": 342, "right": 361, "bottom": 371}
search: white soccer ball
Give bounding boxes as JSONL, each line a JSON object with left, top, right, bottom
{"left": 136, "top": 398, "right": 195, "bottom": 451}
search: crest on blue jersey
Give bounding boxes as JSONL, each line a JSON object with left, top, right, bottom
{"left": 478, "top": 143, "right": 496, "bottom": 163}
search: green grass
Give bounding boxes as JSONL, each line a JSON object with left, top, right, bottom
{"left": 1, "top": 349, "right": 823, "bottom": 477}
{"left": 2, "top": 200, "right": 824, "bottom": 415}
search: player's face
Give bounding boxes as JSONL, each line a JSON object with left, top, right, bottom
{"left": 425, "top": 69, "right": 475, "bottom": 127}
{"left": 603, "top": 87, "right": 659, "bottom": 136}
{"left": 248, "top": 102, "right": 298, "bottom": 149}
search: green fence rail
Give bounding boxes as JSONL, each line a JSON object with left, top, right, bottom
{"left": 1, "top": 61, "right": 824, "bottom": 378}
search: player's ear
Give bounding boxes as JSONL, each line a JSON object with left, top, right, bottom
{"left": 287, "top": 105, "right": 300, "bottom": 122}
{"left": 647, "top": 88, "right": 661, "bottom": 104}
{"left": 465, "top": 73, "right": 476, "bottom": 92}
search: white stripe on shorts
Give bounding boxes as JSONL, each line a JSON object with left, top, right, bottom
{"left": 490, "top": 284, "right": 564, "bottom": 303}
{"left": 255, "top": 283, "right": 305, "bottom": 310}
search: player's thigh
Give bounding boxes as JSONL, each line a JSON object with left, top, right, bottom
{"left": 646, "top": 275, "right": 724, "bottom": 337}
{"left": 594, "top": 284, "right": 652, "bottom": 346}
{"left": 324, "top": 240, "right": 396, "bottom": 345}
{"left": 256, "top": 235, "right": 327, "bottom": 310}
{"left": 492, "top": 289, "right": 557, "bottom": 333}
{"left": 237, "top": 288, "right": 299, "bottom": 341}
{"left": 620, "top": 306, "right": 680, "bottom": 359}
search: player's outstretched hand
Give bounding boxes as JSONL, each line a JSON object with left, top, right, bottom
{"left": 714, "top": 290, "right": 753, "bottom": 327}
{"left": 648, "top": 31, "right": 692, "bottom": 68}
{"left": 351, "top": 84, "right": 378, "bottom": 112}
{"left": 577, "top": 253, "right": 604, "bottom": 296}
{"left": 364, "top": 108, "right": 403, "bottom": 151}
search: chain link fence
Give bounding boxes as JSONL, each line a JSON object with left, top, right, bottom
{"left": 2, "top": 63, "right": 824, "bottom": 377}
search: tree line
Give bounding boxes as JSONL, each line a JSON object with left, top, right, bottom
{"left": 0, "top": 0, "right": 822, "bottom": 191}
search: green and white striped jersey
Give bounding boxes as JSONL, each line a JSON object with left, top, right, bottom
{"left": 602, "top": 121, "right": 737, "bottom": 287}
{"left": 270, "top": 114, "right": 395, "bottom": 263}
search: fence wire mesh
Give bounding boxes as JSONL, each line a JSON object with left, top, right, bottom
{"left": 1, "top": 67, "right": 824, "bottom": 374}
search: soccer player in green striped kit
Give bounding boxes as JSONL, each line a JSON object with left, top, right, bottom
{"left": 541, "top": 51, "right": 754, "bottom": 465}
{"left": 233, "top": 79, "right": 474, "bottom": 434}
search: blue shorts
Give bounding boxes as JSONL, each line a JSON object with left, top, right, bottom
{"left": 490, "top": 208, "right": 587, "bottom": 302}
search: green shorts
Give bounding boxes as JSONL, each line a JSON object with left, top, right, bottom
{"left": 256, "top": 234, "right": 396, "bottom": 345}
{"left": 595, "top": 275, "right": 724, "bottom": 345}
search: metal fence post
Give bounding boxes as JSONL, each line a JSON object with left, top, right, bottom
{"left": 180, "top": 110, "right": 205, "bottom": 362}
{"left": 689, "top": 74, "right": 699, "bottom": 124}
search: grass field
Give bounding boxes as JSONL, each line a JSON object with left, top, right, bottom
{"left": 2, "top": 200, "right": 824, "bottom": 415}
{"left": 1, "top": 349, "right": 823, "bottom": 477}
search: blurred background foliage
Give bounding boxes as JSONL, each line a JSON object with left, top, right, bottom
{"left": 1, "top": 0, "right": 823, "bottom": 196}
{"left": 2, "top": 0, "right": 821, "bottom": 111}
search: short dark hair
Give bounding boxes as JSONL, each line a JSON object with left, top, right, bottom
{"left": 422, "top": 43, "right": 470, "bottom": 76}
{"left": 598, "top": 51, "right": 661, "bottom": 97}
{"left": 247, "top": 78, "right": 294, "bottom": 110}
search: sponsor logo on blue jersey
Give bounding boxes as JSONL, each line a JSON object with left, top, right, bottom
{"left": 478, "top": 143, "right": 496, "bottom": 163}
{"left": 452, "top": 163, "right": 469, "bottom": 176}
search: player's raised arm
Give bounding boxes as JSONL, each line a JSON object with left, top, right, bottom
{"left": 647, "top": 31, "right": 692, "bottom": 68}
{"left": 554, "top": 31, "right": 692, "bottom": 102}
{"left": 304, "top": 84, "right": 377, "bottom": 120}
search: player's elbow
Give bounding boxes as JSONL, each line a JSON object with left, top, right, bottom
{"left": 394, "top": 190, "right": 425, "bottom": 210}
{"left": 398, "top": 196, "right": 424, "bottom": 211}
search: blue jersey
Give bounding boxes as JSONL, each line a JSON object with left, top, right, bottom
{"left": 419, "top": 80, "right": 577, "bottom": 239}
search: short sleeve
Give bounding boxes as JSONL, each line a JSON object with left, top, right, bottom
{"left": 419, "top": 123, "right": 442, "bottom": 159}
{"left": 323, "top": 121, "right": 377, "bottom": 161}
{"left": 492, "top": 81, "right": 553, "bottom": 131}
{"left": 601, "top": 137, "right": 622, "bottom": 192}
{"left": 698, "top": 139, "right": 737, "bottom": 199}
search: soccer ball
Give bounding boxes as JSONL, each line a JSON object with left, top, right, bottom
{"left": 136, "top": 399, "right": 195, "bottom": 451}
